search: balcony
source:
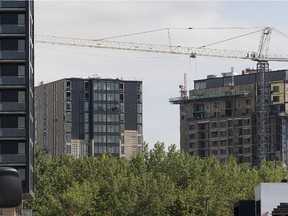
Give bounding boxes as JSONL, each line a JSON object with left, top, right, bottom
{"left": 0, "top": 102, "right": 26, "bottom": 112}
{"left": 0, "top": 24, "right": 25, "bottom": 34}
{"left": 0, "top": 128, "right": 26, "bottom": 137}
{"left": 0, "top": 1, "right": 26, "bottom": 8}
{"left": 0, "top": 50, "right": 25, "bottom": 60}
{"left": 0, "top": 76, "right": 25, "bottom": 85}
{"left": 0, "top": 154, "right": 26, "bottom": 164}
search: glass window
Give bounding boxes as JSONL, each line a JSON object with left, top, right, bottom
{"left": 66, "top": 134, "right": 71, "bottom": 143}
{"left": 137, "top": 114, "right": 142, "bottom": 124}
{"left": 18, "top": 65, "right": 25, "bottom": 76}
{"left": 18, "top": 14, "right": 25, "bottom": 25}
{"left": 18, "top": 116, "right": 25, "bottom": 128}
{"left": 137, "top": 125, "right": 142, "bottom": 134}
{"left": 18, "top": 142, "right": 25, "bottom": 154}
{"left": 66, "top": 113, "right": 72, "bottom": 122}
{"left": 84, "top": 123, "right": 89, "bottom": 133}
{"left": 273, "top": 85, "right": 280, "bottom": 93}
{"left": 18, "top": 39, "right": 25, "bottom": 50}
{"left": 84, "top": 102, "right": 89, "bottom": 112}
{"left": 84, "top": 113, "right": 89, "bottom": 122}
{"left": 137, "top": 104, "right": 142, "bottom": 113}
{"left": 84, "top": 134, "right": 90, "bottom": 141}
{"left": 18, "top": 91, "right": 25, "bottom": 102}
{"left": 66, "top": 123, "right": 72, "bottom": 132}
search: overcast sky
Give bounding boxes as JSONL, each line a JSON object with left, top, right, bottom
{"left": 34, "top": 1, "right": 288, "bottom": 149}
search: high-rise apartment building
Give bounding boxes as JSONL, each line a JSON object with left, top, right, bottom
{"left": 0, "top": 1, "right": 34, "bottom": 199}
{"left": 35, "top": 78, "right": 143, "bottom": 158}
{"left": 170, "top": 69, "right": 288, "bottom": 167}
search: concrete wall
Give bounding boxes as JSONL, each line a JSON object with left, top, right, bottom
{"left": 255, "top": 183, "right": 288, "bottom": 215}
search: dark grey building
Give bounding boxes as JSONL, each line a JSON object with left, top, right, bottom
{"left": 35, "top": 77, "right": 143, "bottom": 158}
{"left": 0, "top": 1, "right": 34, "bottom": 199}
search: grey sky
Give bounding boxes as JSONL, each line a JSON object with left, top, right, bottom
{"left": 34, "top": 1, "right": 288, "bottom": 149}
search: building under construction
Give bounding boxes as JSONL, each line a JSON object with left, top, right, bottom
{"left": 170, "top": 68, "right": 288, "bottom": 166}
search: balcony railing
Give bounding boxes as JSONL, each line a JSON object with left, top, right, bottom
{"left": 0, "top": 50, "right": 25, "bottom": 60}
{"left": 0, "top": 76, "right": 25, "bottom": 85}
{"left": 0, "top": 154, "right": 26, "bottom": 164}
{"left": 0, "top": 1, "right": 26, "bottom": 8}
{"left": 0, "top": 128, "right": 26, "bottom": 137}
{"left": 0, "top": 24, "right": 25, "bottom": 34}
{"left": 0, "top": 102, "right": 26, "bottom": 112}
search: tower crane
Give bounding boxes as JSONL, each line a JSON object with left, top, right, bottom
{"left": 35, "top": 27, "right": 288, "bottom": 164}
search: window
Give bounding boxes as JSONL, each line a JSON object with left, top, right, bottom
{"left": 84, "top": 81, "right": 90, "bottom": 90}
{"left": 137, "top": 125, "right": 142, "bottom": 134}
{"left": 273, "top": 85, "right": 280, "bottom": 93}
{"left": 220, "top": 149, "right": 227, "bottom": 155}
{"left": 120, "top": 83, "right": 124, "bottom": 91}
{"left": 273, "top": 96, "right": 280, "bottom": 102}
{"left": 18, "top": 142, "right": 25, "bottom": 154}
{"left": 84, "top": 102, "right": 89, "bottom": 112}
{"left": 18, "top": 40, "right": 25, "bottom": 50}
{"left": 214, "top": 102, "right": 220, "bottom": 108}
{"left": 84, "top": 92, "right": 90, "bottom": 101}
{"left": 137, "top": 114, "right": 142, "bottom": 124}
{"left": 195, "top": 81, "right": 206, "bottom": 89}
{"left": 18, "top": 65, "right": 25, "bottom": 76}
{"left": 66, "top": 92, "right": 71, "bottom": 101}
{"left": 211, "top": 131, "right": 218, "bottom": 138}
{"left": 224, "top": 77, "right": 233, "bottom": 86}
{"left": 66, "top": 102, "right": 71, "bottom": 111}
{"left": 66, "top": 80, "right": 71, "bottom": 90}
{"left": 18, "top": 116, "right": 25, "bottom": 128}
{"left": 84, "top": 113, "right": 89, "bottom": 122}
{"left": 189, "top": 134, "right": 195, "bottom": 140}
{"left": 211, "top": 140, "right": 218, "bottom": 147}
{"left": 220, "top": 121, "right": 226, "bottom": 127}
{"left": 246, "top": 99, "right": 251, "bottom": 106}
{"left": 211, "top": 122, "right": 217, "bottom": 128}
{"left": 18, "top": 14, "right": 25, "bottom": 25}
{"left": 137, "top": 104, "right": 142, "bottom": 113}
{"left": 189, "top": 124, "right": 195, "bottom": 130}
{"left": 18, "top": 91, "right": 25, "bottom": 102}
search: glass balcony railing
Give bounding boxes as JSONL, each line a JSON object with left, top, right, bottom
{"left": 0, "top": 76, "right": 26, "bottom": 85}
{"left": 0, "top": 154, "right": 26, "bottom": 164}
{"left": 0, "top": 50, "right": 25, "bottom": 60}
{"left": 0, "top": 102, "right": 26, "bottom": 112}
{"left": 0, "top": 128, "right": 26, "bottom": 137}
{"left": 0, "top": 24, "right": 25, "bottom": 34}
{"left": 0, "top": 1, "right": 26, "bottom": 8}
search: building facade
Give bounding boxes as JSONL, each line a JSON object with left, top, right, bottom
{"left": 35, "top": 78, "right": 143, "bottom": 158}
{"left": 170, "top": 69, "right": 288, "bottom": 166}
{"left": 0, "top": 1, "right": 34, "bottom": 199}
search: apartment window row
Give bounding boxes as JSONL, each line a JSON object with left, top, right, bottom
{"left": 0, "top": 64, "right": 25, "bottom": 76}
{"left": 94, "top": 114, "right": 119, "bottom": 122}
{"left": 94, "top": 103, "right": 119, "bottom": 112}
{"left": 94, "top": 124, "right": 120, "bottom": 133}
{"left": 94, "top": 144, "right": 119, "bottom": 154}
{"left": 0, "top": 115, "right": 25, "bottom": 128}
{"left": 0, "top": 141, "right": 25, "bottom": 154}
{"left": 93, "top": 82, "right": 119, "bottom": 91}
{"left": 94, "top": 135, "right": 120, "bottom": 144}
{"left": 93, "top": 92, "right": 120, "bottom": 102}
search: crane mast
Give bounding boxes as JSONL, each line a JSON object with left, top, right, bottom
{"left": 256, "top": 27, "right": 272, "bottom": 164}
{"left": 35, "top": 27, "right": 288, "bottom": 165}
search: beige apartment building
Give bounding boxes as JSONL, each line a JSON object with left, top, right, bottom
{"left": 170, "top": 69, "right": 288, "bottom": 166}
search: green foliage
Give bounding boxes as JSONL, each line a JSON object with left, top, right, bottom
{"left": 25, "top": 143, "right": 288, "bottom": 216}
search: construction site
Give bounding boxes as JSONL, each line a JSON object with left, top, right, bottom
{"left": 35, "top": 27, "right": 288, "bottom": 166}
